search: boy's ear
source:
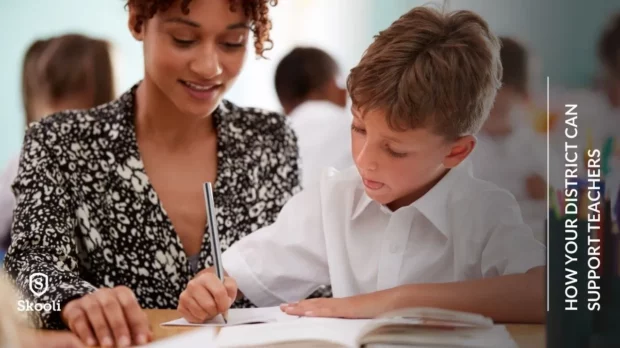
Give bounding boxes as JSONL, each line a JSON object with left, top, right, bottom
{"left": 443, "top": 135, "right": 476, "bottom": 168}
{"left": 128, "top": 6, "right": 145, "bottom": 41}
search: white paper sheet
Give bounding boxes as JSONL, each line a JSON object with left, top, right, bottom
{"left": 160, "top": 306, "right": 299, "bottom": 327}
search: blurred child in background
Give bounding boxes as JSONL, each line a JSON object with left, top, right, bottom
{"left": 469, "top": 37, "right": 560, "bottom": 243}
{"left": 275, "top": 47, "right": 353, "bottom": 188}
{"left": 0, "top": 34, "right": 115, "bottom": 255}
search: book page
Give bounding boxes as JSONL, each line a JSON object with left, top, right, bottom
{"left": 145, "top": 327, "right": 218, "bottom": 347}
{"left": 360, "top": 325, "right": 517, "bottom": 348}
{"left": 160, "top": 307, "right": 299, "bottom": 327}
{"left": 376, "top": 307, "right": 494, "bottom": 328}
{"left": 216, "top": 318, "right": 371, "bottom": 348}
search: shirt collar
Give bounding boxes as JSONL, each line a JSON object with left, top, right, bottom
{"left": 351, "top": 159, "right": 473, "bottom": 237}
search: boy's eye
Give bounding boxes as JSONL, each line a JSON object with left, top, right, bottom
{"left": 387, "top": 147, "right": 407, "bottom": 158}
{"left": 351, "top": 124, "right": 366, "bottom": 134}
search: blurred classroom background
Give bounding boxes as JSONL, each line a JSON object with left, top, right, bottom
{"left": 0, "top": 0, "right": 617, "bottom": 168}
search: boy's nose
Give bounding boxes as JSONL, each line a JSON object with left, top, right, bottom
{"left": 356, "top": 144, "right": 378, "bottom": 171}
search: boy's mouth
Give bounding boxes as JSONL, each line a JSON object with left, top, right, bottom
{"left": 362, "top": 178, "right": 384, "bottom": 190}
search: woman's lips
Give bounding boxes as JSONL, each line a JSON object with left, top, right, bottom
{"left": 180, "top": 80, "right": 222, "bottom": 101}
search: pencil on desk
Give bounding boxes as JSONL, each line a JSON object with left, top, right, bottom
{"left": 203, "top": 182, "right": 228, "bottom": 324}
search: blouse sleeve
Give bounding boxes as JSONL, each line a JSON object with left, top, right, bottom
{"left": 4, "top": 122, "right": 97, "bottom": 329}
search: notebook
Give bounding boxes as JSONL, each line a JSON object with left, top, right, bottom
{"left": 214, "top": 307, "right": 517, "bottom": 348}
{"left": 160, "top": 306, "right": 299, "bottom": 327}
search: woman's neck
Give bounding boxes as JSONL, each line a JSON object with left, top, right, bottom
{"left": 134, "top": 78, "right": 215, "bottom": 150}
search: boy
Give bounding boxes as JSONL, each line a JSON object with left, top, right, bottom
{"left": 179, "top": 7, "right": 545, "bottom": 323}
{"left": 275, "top": 47, "right": 353, "bottom": 188}
{"left": 469, "top": 37, "right": 560, "bottom": 243}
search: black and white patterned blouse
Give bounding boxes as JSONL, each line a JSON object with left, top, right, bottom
{"left": 4, "top": 84, "right": 301, "bottom": 329}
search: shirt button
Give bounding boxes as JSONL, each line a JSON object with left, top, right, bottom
{"left": 389, "top": 243, "right": 400, "bottom": 254}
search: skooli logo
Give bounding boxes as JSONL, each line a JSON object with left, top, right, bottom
{"left": 18, "top": 273, "right": 61, "bottom": 312}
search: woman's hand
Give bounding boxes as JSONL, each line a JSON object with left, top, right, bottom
{"left": 61, "top": 286, "right": 151, "bottom": 347}
{"left": 177, "top": 270, "right": 237, "bottom": 323}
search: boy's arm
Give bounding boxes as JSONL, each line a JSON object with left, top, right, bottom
{"left": 222, "top": 184, "right": 330, "bottom": 307}
{"left": 386, "top": 266, "right": 544, "bottom": 322}
{"left": 282, "top": 266, "right": 544, "bottom": 323}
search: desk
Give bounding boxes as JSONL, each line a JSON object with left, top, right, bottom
{"left": 145, "top": 309, "right": 546, "bottom": 347}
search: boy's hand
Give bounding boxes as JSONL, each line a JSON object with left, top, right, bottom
{"left": 280, "top": 295, "right": 384, "bottom": 319}
{"left": 177, "top": 271, "right": 237, "bottom": 323}
{"left": 525, "top": 174, "right": 546, "bottom": 200}
{"left": 61, "top": 286, "right": 151, "bottom": 347}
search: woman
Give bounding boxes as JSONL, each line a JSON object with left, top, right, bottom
{"left": 0, "top": 34, "right": 115, "bottom": 251}
{"left": 5, "top": 0, "right": 297, "bottom": 347}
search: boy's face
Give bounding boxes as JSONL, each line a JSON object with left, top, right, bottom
{"left": 351, "top": 107, "right": 475, "bottom": 211}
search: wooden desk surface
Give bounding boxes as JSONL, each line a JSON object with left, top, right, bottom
{"left": 145, "top": 309, "right": 546, "bottom": 347}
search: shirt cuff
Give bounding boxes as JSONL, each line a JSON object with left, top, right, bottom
{"left": 222, "top": 245, "right": 284, "bottom": 307}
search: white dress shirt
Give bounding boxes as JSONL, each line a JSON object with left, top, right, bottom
{"left": 288, "top": 101, "right": 354, "bottom": 189}
{"left": 222, "top": 160, "right": 546, "bottom": 307}
{"left": 0, "top": 154, "right": 19, "bottom": 246}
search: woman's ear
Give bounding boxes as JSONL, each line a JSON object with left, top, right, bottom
{"left": 127, "top": 5, "right": 145, "bottom": 41}
{"left": 443, "top": 135, "right": 476, "bottom": 168}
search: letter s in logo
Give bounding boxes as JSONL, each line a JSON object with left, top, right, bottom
{"left": 29, "top": 273, "right": 48, "bottom": 298}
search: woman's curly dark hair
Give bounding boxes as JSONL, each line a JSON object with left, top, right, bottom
{"left": 126, "top": 0, "right": 278, "bottom": 57}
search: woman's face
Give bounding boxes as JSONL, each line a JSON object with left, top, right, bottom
{"left": 129, "top": 0, "right": 250, "bottom": 117}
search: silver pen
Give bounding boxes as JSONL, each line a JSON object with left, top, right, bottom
{"left": 203, "top": 182, "right": 228, "bottom": 324}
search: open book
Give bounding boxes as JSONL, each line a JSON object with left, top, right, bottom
{"left": 214, "top": 307, "right": 517, "bottom": 348}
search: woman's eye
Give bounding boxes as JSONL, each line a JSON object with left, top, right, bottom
{"left": 222, "top": 42, "right": 244, "bottom": 48}
{"left": 173, "top": 37, "right": 196, "bottom": 47}
{"left": 222, "top": 35, "right": 246, "bottom": 48}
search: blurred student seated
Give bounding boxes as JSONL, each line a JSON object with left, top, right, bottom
{"left": 469, "top": 37, "right": 560, "bottom": 243}
{"left": 275, "top": 47, "right": 353, "bottom": 189}
{"left": 0, "top": 34, "right": 115, "bottom": 255}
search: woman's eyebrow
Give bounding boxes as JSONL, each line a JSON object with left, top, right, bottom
{"left": 164, "top": 17, "right": 200, "bottom": 28}
{"left": 163, "top": 18, "right": 249, "bottom": 30}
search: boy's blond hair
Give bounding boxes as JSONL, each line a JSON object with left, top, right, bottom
{"left": 347, "top": 6, "right": 502, "bottom": 140}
